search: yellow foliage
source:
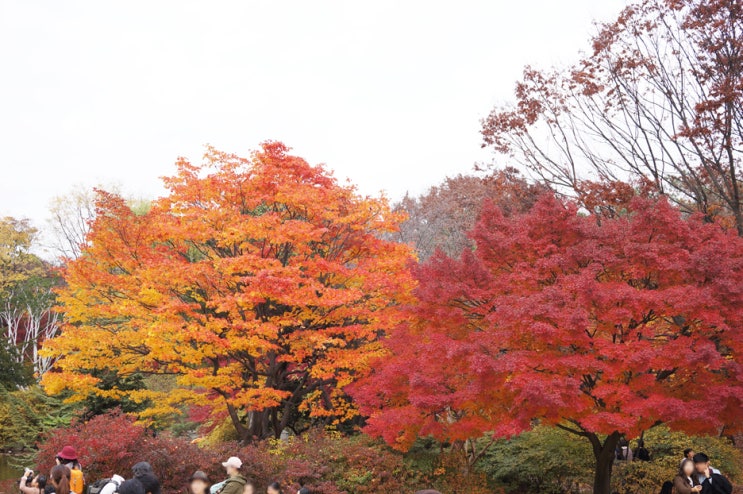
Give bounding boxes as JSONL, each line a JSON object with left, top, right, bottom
{"left": 0, "top": 217, "right": 45, "bottom": 298}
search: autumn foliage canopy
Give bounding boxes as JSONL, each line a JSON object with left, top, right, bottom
{"left": 42, "top": 142, "right": 415, "bottom": 440}
{"left": 353, "top": 195, "right": 743, "bottom": 450}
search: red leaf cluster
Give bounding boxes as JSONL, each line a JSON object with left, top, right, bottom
{"left": 352, "top": 194, "right": 743, "bottom": 451}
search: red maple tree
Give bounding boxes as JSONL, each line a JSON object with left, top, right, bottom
{"left": 351, "top": 194, "right": 743, "bottom": 494}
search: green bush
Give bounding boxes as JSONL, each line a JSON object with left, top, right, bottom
{"left": 397, "top": 438, "right": 490, "bottom": 493}
{"left": 80, "top": 370, "right": 148, "bottom": 419}
{"left": 479, "top": 426, "right": 594, "bottom": 494}
{"left": 0, "top": 386, "right": 76, "bottom": 451}
{"left": 0, "top": 343, "right": 33, "bottom": 390}
{"left": 476, "top": 424, "right": 742, "bottom": 494}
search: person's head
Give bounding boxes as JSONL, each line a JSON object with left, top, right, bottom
{"left": 118, "top": 480, "right": 146, "bottom": 494}
{"left": 297, "top": 488, "right": 310, "bottom": 494}
{"left": 50, "top": 465, "right": 71, "bottom": 494}
{"left": 680, "top": 458, "right": 695, "bottom": 477}
{"left": 135, "top": 473, "right": 160, "bottom": 494}
{"left": 266, "top": 482, "right": 282, "bottom": 494}
{"left": 35, "top": 475, "right": 47, "bottom": 490}
{"left": 189, "top": 471, "right": 210, "bottom": 494}
{"left": 660, "top": 481, "right": 674, "bottom": 494}
{"left": 132, "top": 463, "right": 154, "bottom": 478}
{"left": 693, "top": 452, "right": 710, "bottom": 473}
{"left": 243, "top": 481, "right": 255, "bottom": 494}
{"left": 684, "top": 448, "right": 695, "bottom": 460}
{"left": 55, "top": 447, "right": 78, "bottom": 466}
{"left": 222, "top": 457, "right": 242, "bottom": 477}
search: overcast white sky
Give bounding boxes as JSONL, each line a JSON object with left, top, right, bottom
{"left": 0, "top": 0, "right": 627, "bottom": 234}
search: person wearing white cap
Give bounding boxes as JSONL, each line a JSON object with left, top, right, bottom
{"left": 215, "top": 457, "right": 247, "bottom": 494}
{"left": 99, "top": 475, "right": 126, "bottom": 494}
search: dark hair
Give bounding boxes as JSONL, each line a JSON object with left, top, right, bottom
{"left": 267, "top": 482, "right": 282, "bottom": 494}
{"left": 684, "top": 448, "right": 694, "bottom": 457}
{"left": 50, "top": 466, "right": 71, "bottom": 494}
{"left": 135, "top": 473, "right": 160, "bottom": 494}
{"left": 693, "top": 452, "right": 709, "bottom": 464}
{"left": 659, "top": 481, "right": 673, "bottom": 494}
{"left": 56, "top": 458, "right": 81, "bottom": 469}
{"left": 298, "top": 488, "right": 310, "bottom": 494}
{"left": 36, "top": 475, "right": 48, "bottom": 490}
{"left": 132, "top": 463, "right": 154, "bottom": 477}
{"left": 119, "top": 480, "right": 146, "bottom": 494}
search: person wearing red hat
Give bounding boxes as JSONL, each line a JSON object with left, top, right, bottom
{"left": 55, "top": 447, "right": 80, "bottom": 469}
{"left": 55, "top": 446, "right": 84, "bottom": 494}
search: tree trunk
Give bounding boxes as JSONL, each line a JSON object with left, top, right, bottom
{"left": 247, "top": 409, "right": 273, "bottom": 441}
{"left": 588, "top": 431, "right": 620, "bottom": 494}
{"left": 226, "top": 402, "right": 251, "bottom": 443}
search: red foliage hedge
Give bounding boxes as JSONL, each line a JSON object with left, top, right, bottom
{"left": 36, "top": 413, "right": 217, "bottom": 494}
{"left": 31, "top": 412, "right": 487, "bottom": 494}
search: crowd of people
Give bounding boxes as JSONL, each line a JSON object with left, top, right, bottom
{"left": 16, "top": 443, "right": 733, "bottom": 494}
{"left": 17, "top": 448, "right": 311, "bottom": 494}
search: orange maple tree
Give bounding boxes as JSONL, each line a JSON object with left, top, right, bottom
{"left": 42, "top": 142, "right": 415, "bottom": 441}
{"left": 351, "top": 194, "right": 743, "bottom": 494}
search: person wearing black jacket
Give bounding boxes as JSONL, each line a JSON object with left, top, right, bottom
{"left": 131, "top": 462, "right": 161, "bottom": 494}
{"left": 693, "top": 453, "right": 733, "bottom": 494}
{"left": 636, "top": 439, "right": 651, "bottom": 462}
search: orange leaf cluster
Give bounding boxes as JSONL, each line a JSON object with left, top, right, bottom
{"left": 42, "top": 142, "right": 415, "bottom": 440}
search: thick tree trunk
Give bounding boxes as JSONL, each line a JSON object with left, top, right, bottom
{"left": 247, "top": 409, "right": 273, "bottom": 441}
{"left": 588, "top": 431, "right": 620, "bottom": 494}
{"left": 224, "top": 400, "right": 294, "bottom": 442}
{"left": 226, "top": 402, "right": 251, "bottom": 443}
